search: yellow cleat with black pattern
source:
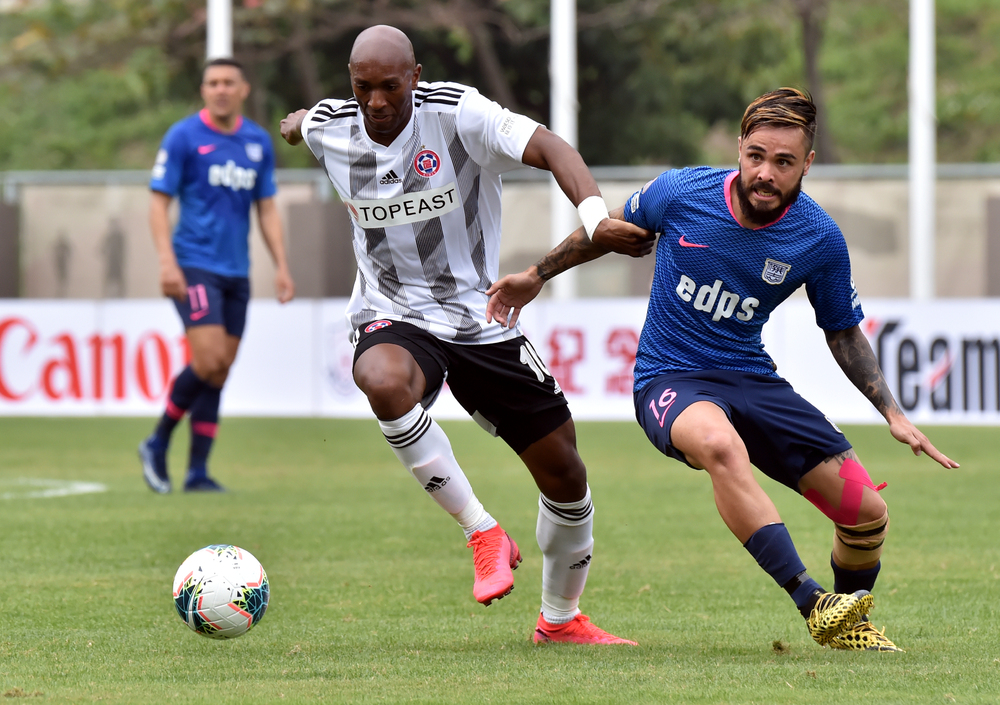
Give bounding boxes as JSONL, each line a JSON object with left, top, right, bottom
{"left": 828, "top": 616, "right": 904, "bottom": 652}
{"left": 806, "top": 590, "right": 875, "bottom": 645}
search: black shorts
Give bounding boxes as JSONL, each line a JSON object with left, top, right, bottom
{"left": 353, "top": 320, "right": 571, "bottom": 454}
{"left": 634, "top": 369, "right": 852, "bottom": 492}
{"left": 173, "top": 267, "right": 250, "bottom": 338}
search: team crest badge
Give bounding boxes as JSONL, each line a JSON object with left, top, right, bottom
{"left": 761, "top": 258, "right": 792, "bottom": 285}
{"left": 365, "top": 320, "right": 393, "bottom": 333}
{"left": 245, "top": 143, "right": 264, "bottom": 162}
{"left": 413, "top": 149, "right": 441, "bottom": 177}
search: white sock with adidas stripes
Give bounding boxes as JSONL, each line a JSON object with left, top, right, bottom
{"left": 379, "top": 404, "right": 497, "bottom": 539}
{"left": 536, "top": 486, "right": 594, "bottom": 625}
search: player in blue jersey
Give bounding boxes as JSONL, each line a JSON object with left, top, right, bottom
{"left": 486, "top": 88, "right": 959, "bottom": 652}
{"left": 138, "top": 58, "right": 295, "bottom": 493}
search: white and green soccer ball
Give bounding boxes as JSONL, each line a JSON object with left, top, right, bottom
{"left": 172, "top": 544, "right": 269, "bottom": 639}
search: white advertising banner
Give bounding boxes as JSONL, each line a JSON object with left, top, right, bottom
{"left": 0, "top": 300, "right": 185, "bottom": 415}
{"left": 768, "top": 299, "right": 1000, "bottom": 426}
{"left": 1, "top": 298, "right": 999, "bottom": 425}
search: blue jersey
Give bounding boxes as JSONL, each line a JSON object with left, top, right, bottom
{"left": 624, "top": 166, "right": 863, "bottom": 391}
{"left": 149, "top": 109, "right": 277, "bottom": 277}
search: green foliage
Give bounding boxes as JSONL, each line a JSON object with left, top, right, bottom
{"left": 575, "top": 0, "right": 802, "bottom": 166}
{"left": 821, "top": 1, "right": 912, "bottom": 163}
{"left": 0, "top": 418, "right": 998, "bottom": 703}
{"left": 0, "top": 47, "right": 194, "bottom": 169}
{"left": 936, "top": 0, "right": 1000, "bottom": 161}
{"left": 1, "top": 0, "right": 999, "bottom": 169}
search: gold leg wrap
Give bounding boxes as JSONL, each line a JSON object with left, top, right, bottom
{"left": 833, "top": 509, "right": 889, "bottom": 567}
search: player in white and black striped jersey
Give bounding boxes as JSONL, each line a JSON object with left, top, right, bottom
{"left": 281, "top": 25, "right": 654, "bottom": 644}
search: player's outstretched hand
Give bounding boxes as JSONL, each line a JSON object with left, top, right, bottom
{"left": 592, "top": 219, "right": 656, "bottom": 258}
{"left": 887, "top": 413, "right": 960, "bottom": 469}
{"left": 280, "top": 110, "right": 309, "bottom": 146}
{"left": 275, "top": 266, "right": 295, "bottom": 304}
{"left": 485, "top": 269, "right": 545, "bottom": 329}
{"left": 160, "top": 261, "right": 187, "bottom": 302}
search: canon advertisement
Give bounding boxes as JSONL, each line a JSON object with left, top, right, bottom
{"left": 1, "top": 298, "right": 998, "bottom": 425}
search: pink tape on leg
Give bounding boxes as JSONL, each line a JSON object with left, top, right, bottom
{"left": 803, "top": 458, "right": 886, "bottom": 525}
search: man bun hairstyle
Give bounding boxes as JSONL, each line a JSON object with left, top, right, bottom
{"left": 740, "top": 88, "right": 817, "bottom": 152}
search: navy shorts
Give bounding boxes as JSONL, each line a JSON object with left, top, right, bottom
{"left": 634, "top": 369, "right": 852, "bottom": 492}
{"left": 353, "top": 319, "right": 571, "bottom": 455}
{"left": 173, "top": 267, "right": 250, "bottom": 338}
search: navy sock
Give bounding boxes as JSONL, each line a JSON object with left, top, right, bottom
{"left": 153, "top": 366, "right": 209, "bottom": 447}
{"left": 744, "top": 523, "right": 825, "bottom": 616}
{"left": 187, "top": 385, "right": 221, "bottom": 480}
{"left": 832, "top": 557, "right": 881, "bottom": 595}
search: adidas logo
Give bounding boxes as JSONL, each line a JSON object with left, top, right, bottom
{"left": 379, "top": 169, "right": 402, "bottom": 185}
{"left": 423, "top": 475, "right": 450, "bottom": 493}
{"left": 569, "top": 554, "right": 592, "bottom": 570}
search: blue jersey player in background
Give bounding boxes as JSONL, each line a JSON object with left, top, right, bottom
{"left": 486, "top": 88, "right": 958, "bottom": 652}
{"left": 139, "top": 58, "right": 295, "bottom": 493}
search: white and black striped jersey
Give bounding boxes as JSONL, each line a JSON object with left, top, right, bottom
{"left": 301, "top": 81, "right": 541, "bottom": 344}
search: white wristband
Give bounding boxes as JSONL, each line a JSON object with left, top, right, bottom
{"left": 577, "top": 196, "right": 609, "bottom": 239}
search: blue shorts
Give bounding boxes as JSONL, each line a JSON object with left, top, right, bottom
{"left": 173, "top": 267, "right": 250, "bottom": 338}
{"left": 634, "top": 369, "right": 852, "bottom": 492}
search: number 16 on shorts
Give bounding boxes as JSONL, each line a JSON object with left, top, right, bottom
{"left": 649, "top": 388, "right": 677, "bottom": 429}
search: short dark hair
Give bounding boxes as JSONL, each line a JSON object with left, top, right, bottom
{"left": 203, "top": 57, "right": 245, "bottom": 79}
{"left": 740, "top": 88, "right": 817, "bottom": 152}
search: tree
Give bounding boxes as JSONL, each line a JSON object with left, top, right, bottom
{"left": 791, "top": 0, "right": 838, "bottom": 162}
{"left": 2, "top": 0, "right": 999, "bottom": 169}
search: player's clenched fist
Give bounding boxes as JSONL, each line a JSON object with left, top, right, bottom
{"left": 280, "top": 110, "right": 308, "bottom": 146}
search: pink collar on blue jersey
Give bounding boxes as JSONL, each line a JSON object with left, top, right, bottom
{"left": 724, "top": 170, "right": 792, "bottom": 230}
{"left": 199, "top": 108, "right": 243, "bottom": 134}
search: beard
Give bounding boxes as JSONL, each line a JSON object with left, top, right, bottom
{"left": 735, "top": 170, "right": 804, "bottom": 227}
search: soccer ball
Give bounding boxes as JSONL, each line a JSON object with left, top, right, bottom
{"left": 172, "top": 544, "right": 269, "bottom": 639}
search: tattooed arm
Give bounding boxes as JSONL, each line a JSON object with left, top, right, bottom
{"left": 485, "top": 207, "right": 653, "bottom": 328}
{"left": 483, "top": 225, "right": 602, "bottom": 329}
{"left": 826, "top": 326, "right": 960, "bottom": 468}
{"left": 825, "top": 325, "right": 902, "bottom": 418}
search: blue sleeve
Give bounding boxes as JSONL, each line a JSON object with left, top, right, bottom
{"left": 149, "top": 123, "right": 187, "bottom": 196}
{"left": 622, "top": 169, "right": 677, "bottom": 233}
{"left": 254, "top": 132, "right": 278, "bottom": 201}
{"left": 806, "top": 223, "right": 865, "bottom": 331}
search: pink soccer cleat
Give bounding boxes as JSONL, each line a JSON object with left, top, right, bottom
{"left": 533, "top": 613, "right": 638, "bottom": 645}
{"left": 466, "top": 524, "right": 521, "bottom": 606}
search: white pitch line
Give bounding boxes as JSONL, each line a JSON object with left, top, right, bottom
{"left": 0, "top": 478, "right": 108, "bottom": 500}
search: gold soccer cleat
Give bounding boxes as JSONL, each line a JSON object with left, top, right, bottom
{"left": 806, "top": 590, "right": 875, "bottom": 645}
{"left": 828, "top": 617, "right": 904, "bottom": 652}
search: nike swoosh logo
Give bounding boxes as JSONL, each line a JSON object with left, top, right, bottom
{"left": 190, "top": 309, "right": 210, "bottom": 321}
{"left": 197, "top": 144, "right": 217, "bottom": 155}
{"left": 678, "top": 234, "right": 709, "bottom": 248}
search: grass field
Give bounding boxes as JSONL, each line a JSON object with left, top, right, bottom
{"left": 1, "top": 417, "right": 998, "bottom": 704}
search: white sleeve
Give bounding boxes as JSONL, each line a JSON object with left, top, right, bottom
{"left": 300, "top": 99, "right": 347, "bottom": 159}
{"left": 455, "top": 89, "right": 541, "bottom": 174}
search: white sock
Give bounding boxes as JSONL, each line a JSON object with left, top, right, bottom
{"left": 536, "top": 486, "right": 594, "bottom": 625}
{"left": 379, "top": 405, "right": 496, "bottom": 539}
{"left": 452, "top": 494, "right": 497, "bottom": 539}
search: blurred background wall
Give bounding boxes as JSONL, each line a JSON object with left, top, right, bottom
{"left": 4, "top": 164, "right": 1000, "bottom": 302}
